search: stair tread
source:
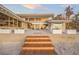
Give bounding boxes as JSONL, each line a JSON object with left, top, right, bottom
{"left": 23, "top": 44, "right": 53, "bottom": 47}
{"left": 24, "top": 42, "right": 52, "bottom": 44}
{"left": 21, "top": 50, "right": 56, "bottom": 55}
{"left": 26, "top": 38, "right": 49, "bottom": 40}
{"left": 27, "top": 36, "right": 49, "bottom": 38}
{"left": 26, "top": 39, "right": 50, "bottom": 41}
{"left": 22, "top": 47, "right": 54, "bottom": 50}
{"left": 25, "top": 40, "right": 51, "bottom": 42}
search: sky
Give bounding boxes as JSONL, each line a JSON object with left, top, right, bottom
{"left": 3, "top": 4, "right": 79, "bottom": 15}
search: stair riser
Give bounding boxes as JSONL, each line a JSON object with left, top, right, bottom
{"left": 25, "top": 38, "right": 50, "bottom": 40}
{"left": 25, "top": 40, "right": 51, "bottom": 42}
{"left": 27, "top": 36, "right": 49, "bottom": 38}
{"left": 23, "top": 44, "right": 53, "bottom": 47}
{"left": 24, "top": 42, "right": 52, "bottom": 44}
{"left": 21, "top": 50, "right": 54, "bottom": 55}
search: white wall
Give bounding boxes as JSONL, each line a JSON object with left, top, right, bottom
{"left": 52, "top": 30, "right": 63, "bottom": 34}
{"left": 67, "top": 30, "right": 77, "bottom": 34}
{"left": 0, "top": 29, "right": 11, "bottom": 33}
{"left": 14, "top": 29, "right": 25, "bottom": 34}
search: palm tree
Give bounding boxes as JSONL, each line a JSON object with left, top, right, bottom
{"left": 65, "top": 5, "right": 73, "bottom": 20}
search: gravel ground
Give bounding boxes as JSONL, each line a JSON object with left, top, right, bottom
{"left": 0, "top": 34, "right": 79, "bottom": 55}
{"left": 50, "top": 34, "right": 79, "bottom": 55}
{"left": 0, "top": 34, "right": 26, "bottom": 55}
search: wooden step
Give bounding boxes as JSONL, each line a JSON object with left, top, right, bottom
{"left": 24, "top": 42, "right": 52, "bottom": 44}
{"left": 20, "top": 35, "right": 56, "bottom": 55}
{"left": 22, "top": 47, "right": 54, "bottom": 50}
{"left": 26, "top": 38, "right": 49, "bottom": 40}
{"left": 23, "top": 44, "right": 53, "bottom": 47}
{"left": 25, "top": 39, "right": 51, "bottom": 42}
{"left": 21, "top": 50, "right": 55, "bottom": 55}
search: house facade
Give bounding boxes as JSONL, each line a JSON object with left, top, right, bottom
{"left": 0, "top": 4, "right": 73, "bottom": 31}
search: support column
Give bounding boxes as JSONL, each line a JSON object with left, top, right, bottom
{"left": 18, "top": 21, "right": 21, "bottom": 27}
{"left": 12, "top": 18, "right": 15, "bottom": 27}
{"left": 34, "top": 24, "right": 36, "bottom": 29}
{"left": 39, "top": 24, "right": 41, "bottom": 29}
{"left": 28, "top": 18, "right": 29, "bottom": 22}
{"left": 8, "top": 17, "right": 11, "bottom": 27}
{"left": 25, "top": 22, "right": 27, "bottom": 29}
{"left": 20, "top": 22, "right": 22, "bottom": 28}
{"left": 16, "top": 20, "right": 18, "bottom": 27}
{"left": 21, "top": 22, "right": 24, "bottom": 28}
{"left": 38, "top": 24, "right": 39, "bottom": 29}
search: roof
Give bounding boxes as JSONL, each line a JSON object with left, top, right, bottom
{"left": 17, "top": 14, "right": 54, "bottom": 18}
{"left": 0, "top": 4, "right": 24, "bottom": 22}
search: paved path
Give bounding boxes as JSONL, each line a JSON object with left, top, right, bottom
{"left": 20, "top": 35, "right": 56, "bottom": 55}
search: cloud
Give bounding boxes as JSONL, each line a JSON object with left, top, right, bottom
{"left": 22, "top": 4, "right": 48, "bottom": 10}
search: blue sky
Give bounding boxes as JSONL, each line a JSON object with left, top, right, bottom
{"left": 3, "top": 4, "right": 79, "bottom": 15}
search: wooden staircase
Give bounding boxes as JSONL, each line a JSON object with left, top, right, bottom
{"left": 20, "top": 35, "right": 56, "bottom": 55}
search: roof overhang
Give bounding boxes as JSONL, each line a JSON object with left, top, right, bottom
{"left": 47, "top": 20, "right": 72, "bottom": 23}
{"left": 17, "top": 14, "right": 54, "bottom": 18}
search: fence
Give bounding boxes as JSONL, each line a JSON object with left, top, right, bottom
{"left": 0, "top": 29, "right": 77, "bottom": 34}
{"left": 51, "top": 29, "right": 77, "bottom": 34}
